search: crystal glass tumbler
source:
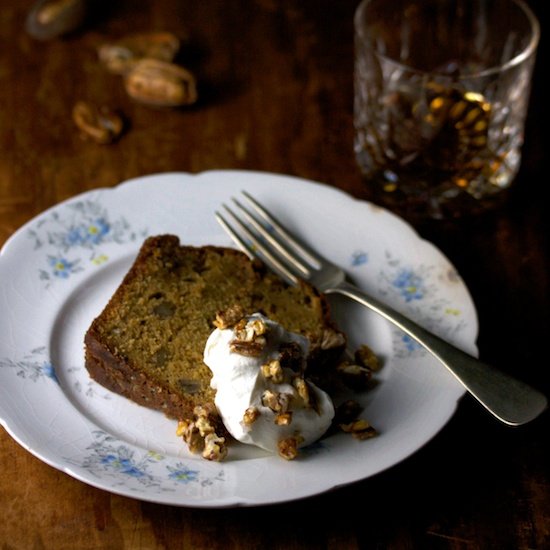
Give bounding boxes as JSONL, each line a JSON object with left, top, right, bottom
{"left": 354, "top": 0, "right": 540, "bottom": 219}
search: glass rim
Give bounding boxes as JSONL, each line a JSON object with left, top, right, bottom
{"left": 354, "top": 0, "right": 540, "bottom": 80}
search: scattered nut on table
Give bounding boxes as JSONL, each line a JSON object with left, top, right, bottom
{"left": 72, "top": 101, "right": 124, "bottom": 144}
{"left": 25, "top": 0, "right": 89, "bottom": 40}
{"left": 124, "top": 58, "right": 198, "bottom": 107}
{"left": 98, "top": 32, "right": 181, "bottom": 75}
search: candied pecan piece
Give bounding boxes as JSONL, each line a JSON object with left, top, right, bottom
{"left": 337, "top": 361, "right": 373, "bottom": 391}
{"left": 176, "top": 419, "right": 203, "bottom": 454}
{"left": 340, "top": 419, "right": 377, "bottom": 440}
{"left": 261, "top": 359, "right": 284, "bottom": 383}
{"left": 202, "top": 433, "right": 228, "bottom": 462}
{"left": 242, "top": 406, "right": 260, "bottom": 426}
{"left": 320, "top": 328, "right": 346, "bottom": 350}
{"left": 292, "top": 376, "right": 318, "bottom": 411}
{"left": 354, "top": 344, "right": 380, "bottom": 371}
{"left": 230, "top": 317, "right": 269, "bottom": 355}
{"left": 234, "top": 317, "right": 268, "bottom": 342}
{"left": 274, "top": 412, "right": 293, "bottom": 426}
{"left": 229, "top": 340, "right": 265, "bottom": 357}
{"left": 177, "top": 404, "right": 227, "bottom": 459}
{"left": 261, "top": 390, "right": 292, "bottom": 413}
{"left": 213, "top": 305, "right": 245, "bottom": 329}
{"left": 277, "top": 436, "right": 303, "bottom": 460}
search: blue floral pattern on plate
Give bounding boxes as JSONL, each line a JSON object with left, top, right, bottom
{"left": 27, "top": 199, "right": 147, "bottom": 286}
{"left": 0, "top": 347, "right": 58, "bottom": 383}
{"left": 64, "top": 430, "right": 225, "bottom": 493}
{"left": 349, "top": 248, "right": 467, "bottom": 358}
{"left": 378, "top": 251, "right": 467, "bottom": 358}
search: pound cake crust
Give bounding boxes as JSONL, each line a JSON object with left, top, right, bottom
{"left": 84, "top": 235, "right": 345, "bottom": 421}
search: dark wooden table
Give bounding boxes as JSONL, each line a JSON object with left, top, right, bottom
{"left": 1, "top": 1, "right": 548, "bottom": 548}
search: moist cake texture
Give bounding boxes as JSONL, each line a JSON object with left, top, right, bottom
{"left": 84, "top": 234, "right": 345, "bottom": 421}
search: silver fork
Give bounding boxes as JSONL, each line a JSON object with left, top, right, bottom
{"left": 216, "top": 191, "right": 547, "bottom": 426}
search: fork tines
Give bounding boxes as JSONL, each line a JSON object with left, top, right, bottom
{"left": 215, "top": 191, "right": 318, "bottom": 286}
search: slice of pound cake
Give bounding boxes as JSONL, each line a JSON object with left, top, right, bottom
{"left": 84, "top": 234, "right": 346, "bottom": 422}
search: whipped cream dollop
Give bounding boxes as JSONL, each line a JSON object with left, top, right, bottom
{"left": 203, "top": 313, "right": 335, "bottom": 456}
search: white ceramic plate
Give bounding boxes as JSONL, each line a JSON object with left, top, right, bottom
{"left": 0, "top": 171, "right": 478, "bottom": 507}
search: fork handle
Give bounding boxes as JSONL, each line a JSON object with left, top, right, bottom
{"left": 325, "top": 281, "right": 547, "bottom": 426}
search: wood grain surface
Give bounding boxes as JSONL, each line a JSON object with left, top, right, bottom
{"left": 1, "top": 1, "right": 548, "bottom": 548}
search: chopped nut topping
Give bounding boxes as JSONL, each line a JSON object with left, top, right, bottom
{"left": 337, "top": 361, "right": 372, "bottom": 391}
{"left": 229, "top": 340, "right": 266, "bottom": 357}
{"left": 176, "top": 419, "right": 204, "bottom": 454}
{"left": 242, "top": 406, "right": 260, "bottom": 426}
{"left": 274, "top": 412, "right": 293, "bottom": 426}
{"left": 292, "top": 376, "right": 310, "bottom": 406}
{"left": 177, "top": 405, "right": 228, "bottom": 459}
{"left": 213, "top": 305, "right": 245, "bottom": 329}
{"left": 261, "top": 389, "right": 277, "bottom": 410}
{"left": 261, "top": 359, "right": 284, "bottom": 383}
{"left": 261, "top": 390, "right": 292, "bottom": 413}
{"left": 277, "top": 436, "right": 303, "bottom": 460}
{"left": 320, "top": 328, "right": 346, "bottom": 350}
{"left": 234, "top": 317, "right": 268, "bottom": 342}
{"left": 355, "top": 344, "right": 380, "bottom": 371}
{"left": 292, "top": 376, "right": 320, "bottom": 413}
{"left": 193, "top": 403, "right": 217, "bottom": 419}
{"left": 340, "top": 419, "right": 378, "bottom": 440}
{"left": 195, "top": 414, "right": 215, "bottom": 437}
{"left": 230, "top": 316, "right": 269, "bottom": 356}
{"left": 175, "top": 419, "right": 188, "bottom": 437}
{"left": 202, "top": 433, "right": 228, "bottom": 461}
